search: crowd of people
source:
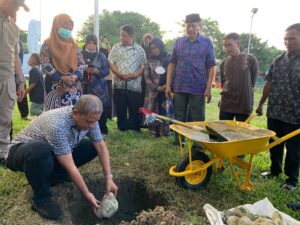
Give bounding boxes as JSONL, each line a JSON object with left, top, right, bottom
{"left": 0, "top": 0, "right": 299, "bottom": 220}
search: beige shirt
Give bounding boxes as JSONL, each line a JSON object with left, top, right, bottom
{"left": 0, "top": 13, "right": 19, "bottom": 80}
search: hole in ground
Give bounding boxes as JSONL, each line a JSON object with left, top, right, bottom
{"left": 67, "top": 176, "right": 167, "bottom": 225}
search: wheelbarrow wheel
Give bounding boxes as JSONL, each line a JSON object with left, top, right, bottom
{"left": 175, "top": 151, "right": 212, "bottom": 190}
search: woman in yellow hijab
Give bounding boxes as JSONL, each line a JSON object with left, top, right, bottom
{"left": 40, "top": 14, "right": 83, "bottom": 110}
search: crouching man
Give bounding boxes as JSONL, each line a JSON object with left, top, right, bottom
{"left": 5, "top": 94, "right": 118, "bottom": 220}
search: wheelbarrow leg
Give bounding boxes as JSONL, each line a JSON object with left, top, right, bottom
{"left": 241, "top": 154, "right": 254, "bottom": 191}
{"left": 212, "top": 155, "right": 225, "bottom": 174}
{"left": 228, "top": 155, "right": 254, "bottom": 191}
{"left": 228, "top": 161, "right": 242, "bottom": 189}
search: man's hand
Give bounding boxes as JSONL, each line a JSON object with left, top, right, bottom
{"left": 106, "top": 177, "right": 118, "bottom": 196}
{"left": 256, "top": 105, "right": 263, "bottom": 116}
{"left": 124, "top": 72, "right": 138, "bottom": 81}
{"left": 86, "top": 192, "right": 101, "bottom": 214}
{"left": 204, "top": 87, "right": 212, "bottom": 103}
{"left": 17, "top": 83, "right": 25, "bottom": 102}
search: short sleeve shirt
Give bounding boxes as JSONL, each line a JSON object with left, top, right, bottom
{"left": 10, "top": 106, "right": 103, "bottom": 156}
{"left": 267, "top": 52, "right": 300, "bottom": 124}
{"left": 170, "top": 34, "right": 216, "bottom": 95}
{"left": 29, "top": 66, "right": 45, "bottom": 104}
{"left": 109, "top": 42, "right": 147, "bottom": 93}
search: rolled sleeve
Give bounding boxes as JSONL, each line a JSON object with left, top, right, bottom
{"left": 87, "top": 122, "right": 103, "bottom": 143}
{"left": 108, "top": 45, "right": 117, "bottom": 65}
{"left": 205, "top": 40, "right": 216, "bottom": 68}
{"left": 170, "top": 42, "right": 178, "bottom": 65}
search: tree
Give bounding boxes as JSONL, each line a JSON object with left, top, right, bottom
{"left": 77, "top": 10, "right": 163, "bottom": 45}
{"left": 201, "top": 18, "right": 225, "bottom": 61}
{"left": 19, "top": 29, "right": 27, "bottom": 43}
{"left": 239, "top": 34, "right": 284, "bottom": 72}
{"left": 174, "top": 18, "right": 225, "bottom": 61}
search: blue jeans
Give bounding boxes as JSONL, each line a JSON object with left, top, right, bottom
{"left": 6, "top": 138, "right": 97, "bottom": 203}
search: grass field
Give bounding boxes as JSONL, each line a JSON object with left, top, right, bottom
{"left": 0, "top": 87, "right": 299, "bottom": 224}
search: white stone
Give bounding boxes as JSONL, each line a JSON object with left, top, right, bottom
{"left": 95, "top": 192, "right": 118, "bottom": 219}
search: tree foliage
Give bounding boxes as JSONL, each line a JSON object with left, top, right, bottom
{"left": 77, "top": 10, "right": 163, "bottom": 45}
{"left": 201, "top": 18, "right": 226, "bottom": 61}
{"left": 19, "top": 29, "right": 27, "bottom": 43}
{"left": 239, "top": 34, "right": 284, "bottom": 72}
{"left": 78, "top": 12, "right": 283, "bottom": 72}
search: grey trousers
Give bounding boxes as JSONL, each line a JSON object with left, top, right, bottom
{"left": 0, "top": 77, "right": 16, "bottom": 158}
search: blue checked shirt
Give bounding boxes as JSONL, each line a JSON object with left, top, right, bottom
{"left": 9, "top": 106, "right": 103, "bottom": 156}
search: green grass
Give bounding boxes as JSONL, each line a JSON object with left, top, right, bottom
{"left": 0, "top": 87, "right": 299, "bottom": 224}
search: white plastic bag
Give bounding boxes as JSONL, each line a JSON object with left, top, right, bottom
{"left": 203, "top": 197, "right": 300, "bottom": 225}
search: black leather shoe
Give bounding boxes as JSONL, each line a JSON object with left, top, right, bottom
{"left": 261, "top": 171, "right": 279, "bottom": 178}
{"left": 286, "top": 202, "right": 300, "bottom": 211}
{"left": 32, "top": 198, "right": 63, "bottom": 220}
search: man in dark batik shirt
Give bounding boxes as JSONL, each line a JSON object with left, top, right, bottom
{"left": 257, "top": 23, "right": 300, "bottom": 191}
{"left": 220, "top": 32, "right": 258, "bottom": 121}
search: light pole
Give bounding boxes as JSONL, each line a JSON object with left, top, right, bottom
{"left": 94, "top": 0, "right": 99, "bottom": 46}
{"left": 247, "top": 8, "right": 258, "bottom": 54}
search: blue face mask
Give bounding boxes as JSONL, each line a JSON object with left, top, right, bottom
{"left": 58, "top": 27, "right": 72, "bottom": 39}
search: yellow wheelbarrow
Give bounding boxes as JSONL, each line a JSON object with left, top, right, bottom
{"left": 139, "top": 108, "right": 300, "bottom": 191}
{"left": 169, "top": 119, "right": 300, "bottom": 191}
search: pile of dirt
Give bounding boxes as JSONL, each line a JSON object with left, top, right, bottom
{"left": 119, "top": 206, "right": 190, "bottom": 225}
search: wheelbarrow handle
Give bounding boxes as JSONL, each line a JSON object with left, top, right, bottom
{"left": 244, "top": 113, "right": 257, "bottom": 124}
{"left": 267, "top": 128, "right": 300, "bottom": 149}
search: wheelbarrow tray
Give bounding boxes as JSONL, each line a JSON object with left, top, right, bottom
{"left": 170, "top": 120, "right": 276, "bottom": 159}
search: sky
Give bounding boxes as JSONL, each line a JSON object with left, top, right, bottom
{"left": 16, "top": 0, "right": 300, "bottom": 50}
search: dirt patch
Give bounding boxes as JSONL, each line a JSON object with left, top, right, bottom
{"left": 1, "top": 174, "right": 191, "bottom": 225}
{"left": 59, "top": 175, "right": 169, "bottom": 225}
{"left": 119, "top": 206, "right": 190, "bottom": 225}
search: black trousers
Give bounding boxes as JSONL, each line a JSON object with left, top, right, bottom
{"left": 267, "top": 118, "right": 300, "bottom": 186}
{"left": 106, "top": 80, "right": 113, "bottom": 120}
{"left": 99, "top": 106, "right": 108, "bottom": 135}
{"left": 17, "top": 83, "right": 29, "bottom": 118}
{"left": 114, "top": 89, "right": 142, "bottom": 131}
{"left": 219, "top": 111, "right": 250, "bottom": 122}
{"left": 6, "top": 139, "right": 97, "bottom": 203}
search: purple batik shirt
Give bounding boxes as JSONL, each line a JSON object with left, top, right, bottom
{"left": 170, "top": 34, "right": 216, "bottom": 95}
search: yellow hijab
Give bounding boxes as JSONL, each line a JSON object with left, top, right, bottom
{"left": 45, "top": 14, "right": 78, "bottom": 74}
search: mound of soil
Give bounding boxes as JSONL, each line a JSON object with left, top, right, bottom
{"left": 119, "top": 206, "right": 190, "bottom": 225}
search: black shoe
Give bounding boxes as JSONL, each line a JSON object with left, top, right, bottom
{"left": 261, "top": 171, "right": 279, "bottom": 179}
{"left": 32, "top": 198, "right": 63, "bottom": 220}
{"left": 286, "top": 202, "right": 300, "bottom": 211}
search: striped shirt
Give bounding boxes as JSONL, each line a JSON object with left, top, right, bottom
{"left": 9, "top": 106, "right": 103, "bottom": 156}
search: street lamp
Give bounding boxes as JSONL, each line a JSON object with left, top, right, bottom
{"left": 94, "top": 0, "right": 99, "bottom": 46}
{"left": 247, "top": 8, "right": 258, "bottom": 54}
